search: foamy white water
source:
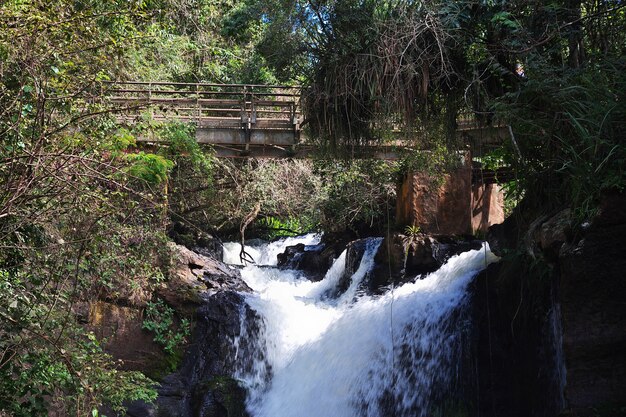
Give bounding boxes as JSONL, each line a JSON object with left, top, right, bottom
{"left": 222, "top": 234, "right": 322, "bottom": 266}
{"left": 223, "top": 234, "right": 499, "bottom": 417}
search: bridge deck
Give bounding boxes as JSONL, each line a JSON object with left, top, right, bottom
{"left": 103, "top": 81, "right": 508, "bottom": 160}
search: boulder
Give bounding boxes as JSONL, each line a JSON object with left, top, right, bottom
{"left": 404, "top": 234, "right": 439, "bottom": 275}
{"left": 430, "top": 236, "right": 483, "bottom": 265}
{"left": 159, "top": 243, "right": 251, "bottom": 314}
{"left": 536, "top": 208, "right": 572, "bottom": 261}
{"left": 276, "top": 235, "right": 350, "bottom": 281}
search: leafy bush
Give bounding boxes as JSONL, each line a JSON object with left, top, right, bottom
{"left": 0, "top": 270, "right": 157, "bottom": 416}
{"left": 494, "top": 62, "right": 626, "bottom": 221}
{"left": 142, "top": 299, "right": 191, "bottom": 356}
{"left": 125, "top": 152, "right": 175, "bottom": 185}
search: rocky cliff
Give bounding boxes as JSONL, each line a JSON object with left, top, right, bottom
{"left": 478, "top": 193, "right": 626, "bottom": 417}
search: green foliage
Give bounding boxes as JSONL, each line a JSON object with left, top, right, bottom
{"left": 125, "top": 152, "right": 174, "bottom": 185}
{"left": 402, "top": 225, "right": 422, "bottom": 251}
{"left": 0, "top": 268, "right": 158, "bottom": 416}
{"left": 257, "top": 216, "right": 317, "bottom": 240}
{"left": 104, "top": 128, "right": 137, "bottom": 153}
{"left": 83, "top": 225, "right": 172, "bottom": 304}
{"left": 122, "top": 23, "right": 199, "bottom": 82}
{"left": 119, "top": 0, "right": 294, "bottom": 84}
{"left": 404, "top": 225, "right": 421, "bottom": 237}
{"left": 493, "top": 62, "right": 626, "bottom": 221}
{"left": 142, "top": 299, "right": 191, "bottom": 356}
{"left": 161, "top": 122, "right": 213, "bottom": 172}
{"left": 0, "top": 2, "right": 173, "bottom": 413}
{"left": 187, "top": 159, "right": 322, "bottom": 237}
{"left": 302, "top": 0, "right": 468, "bottom": 147}
{"left": 314, "top": 159, "right": 399, "bottom": 233}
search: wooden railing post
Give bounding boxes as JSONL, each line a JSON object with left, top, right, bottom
{"left": 249, "top": 85, "right": 256, "bottom": 127}
{"left": 148, "top": 81, "right": 153, "bottom": 120}
{"left": 195, "top": 83, "right": 200, "bottom": 125}
{"left": 241, "top": 85, "right": 251, "bottom": 151}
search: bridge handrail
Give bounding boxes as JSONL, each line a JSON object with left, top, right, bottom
{"left": 103, "top": 80, "right": 303, "bottom": 138}
{"left": 101, "top": 80, "right": 302, "bottom": 91}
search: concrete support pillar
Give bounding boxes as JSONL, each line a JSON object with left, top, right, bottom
{"left": 396, "top": 154, "right": 505, "bottom": 235}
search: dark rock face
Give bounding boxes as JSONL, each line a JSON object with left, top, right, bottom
{"left": 276, "top": 235, "right": 350, "bottom": 281}
{"left": 558, "top": 194, "right": 626, "bottom": 414}
{"left": 478, "top": 193, "right": 626, "bottom": 417}
{"left": 468, "top": 262, "right": 563, "bottom": 417}
{"left": 127, "top": 291, "right": 257, "bottom": 417}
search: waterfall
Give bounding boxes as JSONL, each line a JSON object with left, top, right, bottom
{"left": 223, "top": 235, "right": 499, "bottom": 417}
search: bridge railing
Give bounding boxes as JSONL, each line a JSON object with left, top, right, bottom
{"left": 101, "top": 81, "right": 302, "bottom": 131}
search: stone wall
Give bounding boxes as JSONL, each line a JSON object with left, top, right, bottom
{"left": 471, "top": 183, "right": 505, "bottom": 234}
{"left": 396, "top": 160, "right": 504, "bottom": 235}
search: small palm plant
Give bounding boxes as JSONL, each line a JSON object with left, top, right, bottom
{"left": 402, "top": 224, "right": 421, "bottom": 258}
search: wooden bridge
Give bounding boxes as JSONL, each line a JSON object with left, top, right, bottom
{"left": 104, "top": 81, "right": 309, "bottom": 158}
{"left": 104, "top": 81, "right": 508, "bottom": 161}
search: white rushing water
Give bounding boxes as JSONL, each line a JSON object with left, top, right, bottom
{"left": 223, "top": 234, "right": 322, "bottom": 266}
{"left": 223, "top": 234, "right": 499, "bottom": 417}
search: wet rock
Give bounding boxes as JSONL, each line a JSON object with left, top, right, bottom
{"left": 431, "top": 236, "right": 483, "bottom": 265}
{"left": 475, "top": 193, "right": 626, "bottom": 416}
{"left": 364, "top": 234, "right": 482, "bottom": 295}
{"left": 469, "top": 262, "right": 562, "bottom": 417}
{"left": 276, "top": 243, "right": 306, "bottom": 267}
{"left": 159, "top": 244, "right": 251, "bottom": 314}
{"left": 192, "top": 377, "right": 248, "bottom": 417}
{"left": 335, "top": 238, "right": 371, "bottom": 294}
{"left": 127, "top": 291, "right": 257, "bottom": 417}
{"left": 404, "top": 234, "right": 438, "bottom": 275}
{"left": 276, "top": 237, "right": 348, "bottom": 281}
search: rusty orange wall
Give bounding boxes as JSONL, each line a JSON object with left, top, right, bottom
{"left": 396, "top": 164, "right": 473, "bottom": 235}
{"left": 397, "top": 164, "right": 505, "bottom": 235}
{"left": 471, "top": 183, "right": 505, "bottom": 234}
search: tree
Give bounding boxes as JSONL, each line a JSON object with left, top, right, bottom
{"left": 297, "top": 0, "right": 625, "bottom": 216}
{"left": 0, "top": 1, "right": 173, "bottom": 414}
